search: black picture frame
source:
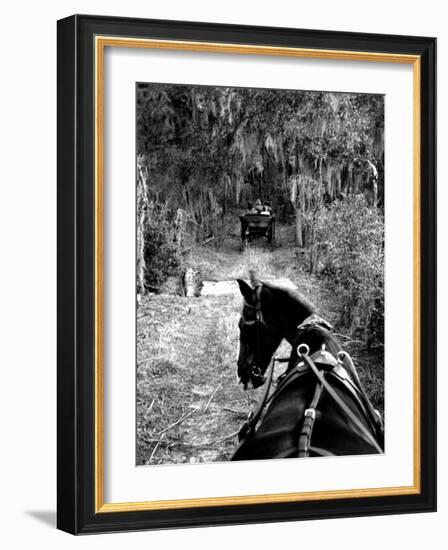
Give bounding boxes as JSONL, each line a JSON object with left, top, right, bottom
{"left": 57, "top": 14, "right": 436, "bottom": 534}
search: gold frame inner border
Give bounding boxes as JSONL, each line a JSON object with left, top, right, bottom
{"left": 94, "top": 35, "right": 421, "bottom": 514}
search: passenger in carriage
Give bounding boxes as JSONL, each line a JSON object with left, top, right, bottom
{"left": 249, "top": 198, "right": 263, "bottom": 214}
{"left": 262, "top": 200, "right": 272, "bottom": 215}
{"left": 247, "top": 198, "right": 272, "bottom": 215}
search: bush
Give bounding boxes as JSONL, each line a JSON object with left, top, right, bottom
{"left": 142, "top": 203, "right": 184, "bottom": 289}
{"left": 311, "top": 195, "right": 384, "bottom": 346}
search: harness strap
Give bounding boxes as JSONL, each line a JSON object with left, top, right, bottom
{"left": 309, "top": 446, "right": 335, "bottom": 457}
{"left": 298, "top": 380, "right": 324, "bottom": 457}
{"left": 237, "top": 357, "right": 275, "bottom": 442}
{"left": 302, "top": 354, "right": 383, "bottom": 453}
{"left": 328, "top": 368, "right": 373, "bottom": 431}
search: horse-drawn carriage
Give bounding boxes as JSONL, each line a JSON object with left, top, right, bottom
{"left": 239, "top": 212, "right": 276, "bottom": 248}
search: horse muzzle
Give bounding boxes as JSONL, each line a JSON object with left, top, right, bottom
{"left": 237, "top": 364, "right": 266, "bottom": 390}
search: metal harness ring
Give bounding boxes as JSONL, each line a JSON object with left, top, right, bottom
{"left": 297, "top": 343, "right": 310, "bottom": 357}
{"left": 251, "top": 365, "right": 262, "bottom": 378}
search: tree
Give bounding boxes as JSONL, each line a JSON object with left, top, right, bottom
{"left": 136, "top": 83, "right": 384, "bottom": 290}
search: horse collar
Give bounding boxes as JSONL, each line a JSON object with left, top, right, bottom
{"left": 297, "top": 313, "right": 333, "bottom": 333}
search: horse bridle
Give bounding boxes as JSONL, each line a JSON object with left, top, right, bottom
{"left": 240, "top": 284, "right": 329, "bottom": 388}
{"left": 241, "top": 283, "right": 270, "bottom": 386}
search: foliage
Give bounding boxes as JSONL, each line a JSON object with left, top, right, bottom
{"left": 136, "top": 84, "right": 384, "bottom": 251}
{"left": 311, "top": 195, "right": 384, "bottom": 345}
{"left": 142, "top": 202, "right": 184, "bottom": 289}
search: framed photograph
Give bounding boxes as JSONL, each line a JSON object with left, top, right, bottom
{"left": 57, "top": 15, "right": 436, "bottom": 534}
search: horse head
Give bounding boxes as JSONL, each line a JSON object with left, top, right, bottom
{"left": 236, "top": 278, "right": 315, "bottom": 390}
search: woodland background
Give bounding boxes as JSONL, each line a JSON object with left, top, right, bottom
{"left": 136, "top": 83, "right": 385, "bottom": 465}
{"left": 3, "top": 1, "right": 443, "bottom": 546}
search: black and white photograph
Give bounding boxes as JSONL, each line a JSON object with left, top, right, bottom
{"left": 0, "top": 0, "right": 441, "bottom": 542}
{"left": 136, "top": 82, "right": 385, "bottom": 465}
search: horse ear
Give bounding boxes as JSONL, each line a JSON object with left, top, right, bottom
{"left": 236, "top": 279, "right": 254, "bottom": 302}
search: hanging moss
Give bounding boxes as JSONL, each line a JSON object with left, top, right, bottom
{"left": 136, "top": 83, "right": 384, "bottom": 293}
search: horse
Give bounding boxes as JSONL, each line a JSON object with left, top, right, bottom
{"left": 232, "top": 278, "right": 384, "bottom": 460}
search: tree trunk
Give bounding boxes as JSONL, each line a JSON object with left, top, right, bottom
{"left": 136, "top": 156, "right": 149, "bottom": 296}
{"left": 295, "top": 207, "right": 303, "bottom": 247}
{"left": 309, "top": 225, "right": 316, "bottom": 274}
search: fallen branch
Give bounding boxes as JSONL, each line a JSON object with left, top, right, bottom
{"left": 136, "top": 397, "right": 155, "bottom": 414}
{"left": 147, "top": 432, "right": 166, "bottom": 465}
{"left": 203, "top": 382, "right": 223, "bottom": 413}
{"left": 166, "top": 441, "right": 208, "bottom": 449}
{"left": 163, "top": 428, "right": 241, "bottom": 449}
{"left": 209, "top": 429, "right": 240, "bottom": 446}
{"left": 146, "top": 398, "right": 156, "bottom": 416}
{"left": 157, "top": 408, "right": 198, "bottom": 436}
{"left": 333, "top": 332, "right": 364, "bottom": 345}
{"left": 222, "top": 407, "right": 246, "bottom": 415}
{"left": 138, "top": 435, "right": 160, "bottom": 447}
